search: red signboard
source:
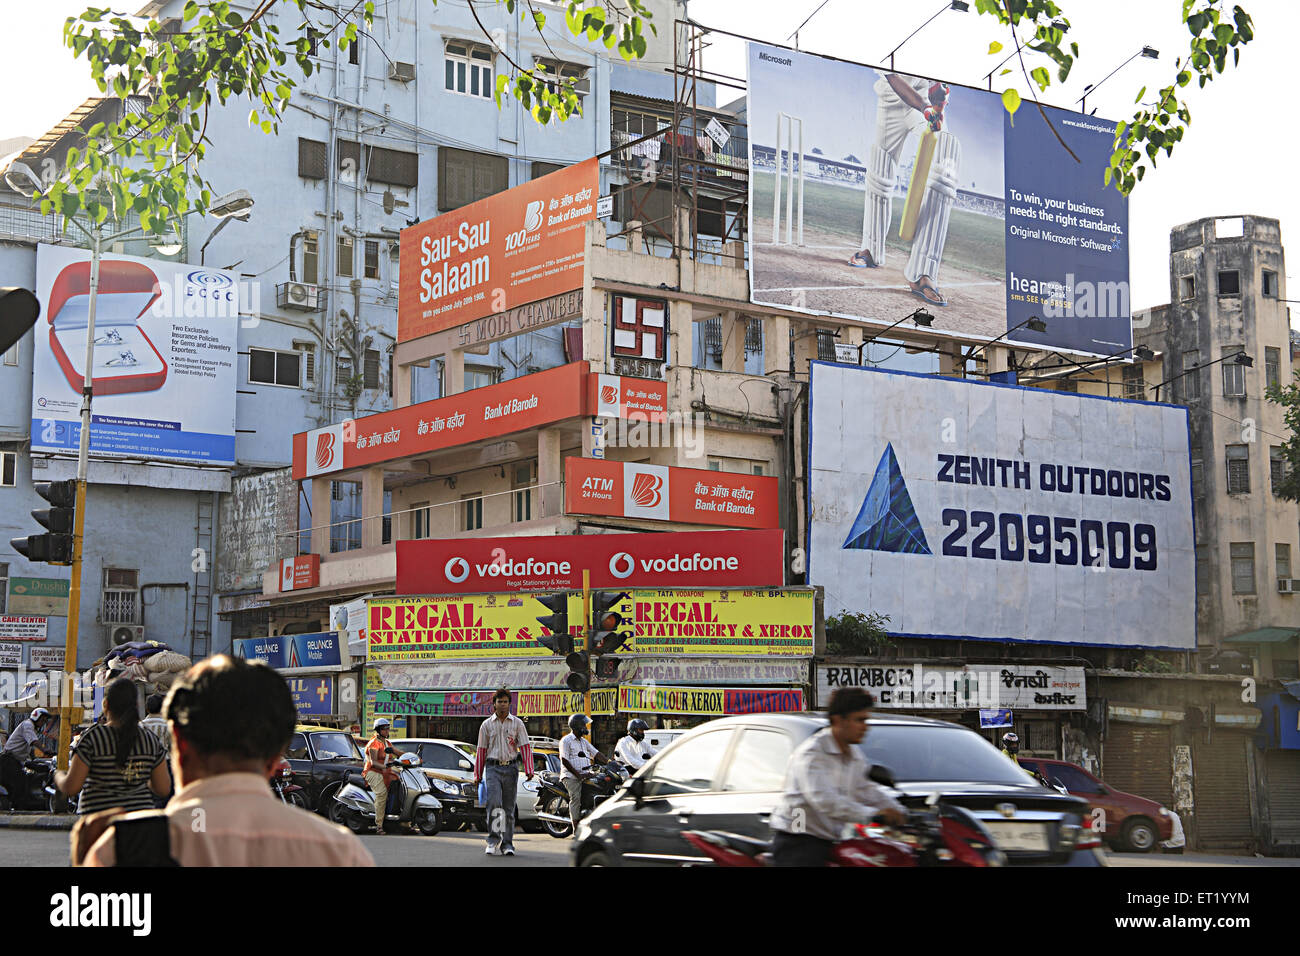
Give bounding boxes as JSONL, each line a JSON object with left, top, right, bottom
{"left": 293, "top": 362, "right": 590, "bottom": 480}
{"left": 398, "top": 159, "right": 598, "bottom": 343}
{"left": 396, "top": 529, "right": 785, "bottom": 594}
{"left": 565, "top": 458, "right": 780, "bottom": 529}
{"left": 280, "top": 554, "right": 320, "bottom": 592}
{"left": 293, "top": 365, "right": 671, "bottom": 480}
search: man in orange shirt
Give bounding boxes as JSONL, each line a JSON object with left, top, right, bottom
{"left": 72, "top": 655, "right": 373, "bottom": 867}
{"left": 364, "top": 718, "right": 406, "bottom": 834}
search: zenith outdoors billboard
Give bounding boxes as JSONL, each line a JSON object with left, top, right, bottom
{"left": 397, "top": 158, "right": 598, "bottom": 344}
{"left": 747, "top": 42, "right": 1131, "bottom": 357}
{"left": 31, "top": 244, "right": 238, "bottom": 466}
{"left": 807, "top": 363, "right": 1194, "bottom": 649}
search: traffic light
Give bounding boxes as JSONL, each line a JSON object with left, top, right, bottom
{"left": 594, "top": 656, "right": 621, "bottom": 681}
{"left": 565, "top": 650, "right": 589, "bottom": 693}
{"left": 534, "top": 592, "right": 573, "bottom": 655}
{"left": 590, "top": 590, "right": 631, "bottom": 656}
{"left": 10, "top": 480, "right": 77, "bottom": 565}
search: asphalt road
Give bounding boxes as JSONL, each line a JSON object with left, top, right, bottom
{"left": 0, "top": 828, "right": 1294, "bottom": 867}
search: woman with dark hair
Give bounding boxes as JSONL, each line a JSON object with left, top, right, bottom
{"left": 56, "top": 677, "right": 169, "bottom": 814}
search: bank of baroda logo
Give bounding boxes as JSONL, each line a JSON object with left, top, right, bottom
{"left": 842, "top": 443, "right": 931, "bottom": 555}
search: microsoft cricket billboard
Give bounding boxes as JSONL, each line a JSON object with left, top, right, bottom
{"left": 747, "top": 42, "right": 1131, "bottom": 357}
{"left": 807, "top": 363, "right": 1194, "bottom": 649}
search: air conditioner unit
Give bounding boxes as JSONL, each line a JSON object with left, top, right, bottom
{"left": 277, "top": 281, "right": 326, "bottom": 313}
{"left": 1279, "top": 579, "right": 1295, "bottom": 593}
{"left": 108, "top": 624, "right": 144, "bottom": 645}
{"left": 389, "top": 61, "right": 416, "bottom": 83}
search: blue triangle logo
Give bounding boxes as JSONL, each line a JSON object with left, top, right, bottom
{"left": 842, "top": 442, "right": 932, "bottom": 555}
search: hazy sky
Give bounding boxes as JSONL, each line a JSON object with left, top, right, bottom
{"left": 1, "top": 0, "right": 1291, "bottom": 311}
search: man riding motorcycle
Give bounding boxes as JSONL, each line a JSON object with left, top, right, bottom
{"left": 560, "top": 714, "right": 611, "bottom": 834}
{"left": 614, "top": 719, "right": 654, "bottom": 771}
{"left": 363, "top": 718, "right": 406, "bottom": 834}
{"left": 1, "top": 709, "right": 52, "bottom": 809}
{"left": 1001, "top": 732, "right": 1037, "bottom": 780}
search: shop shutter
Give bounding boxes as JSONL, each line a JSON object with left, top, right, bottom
{"left": 1192, "top": 734, "right": 1253, "bottom": 847}
{"left": 1102, "top": 724, "right": 1173, "bottom": 807}
{"left": 1265, "top": 750, "right": 1300, "bottom": 845}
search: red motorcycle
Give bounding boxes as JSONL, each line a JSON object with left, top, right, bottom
{"left": 682, "top": 792, "right": 1007, "bottom": 868}
{"left": 271, "top": 756, "right": 309, "bottom": 810}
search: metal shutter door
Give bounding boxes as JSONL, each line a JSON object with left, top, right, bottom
{"left": 1193, "top": 734, "right": 1253, "bottom": 847}
{"left": 1266, "top": 750, "right": 1300, "bottom": 845}
{"left": 1103, "top": 724, "right": 1173, "bottom": 807}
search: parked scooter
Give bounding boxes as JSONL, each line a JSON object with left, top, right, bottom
{"left": 330, "top": 752, "right": 443, "bottom": 835}
{"left": 270, "top": 756, "right": 309, "bottom": 809}
{"left": 682, "top": 791, "right": 1007, "bottom": 868}
{"left": 535, "top": 760, "right": 630, "bottom": 838}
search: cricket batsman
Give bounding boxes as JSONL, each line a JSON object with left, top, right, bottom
{"left": 849, "top": 73, "right": 962, "bottom": 307}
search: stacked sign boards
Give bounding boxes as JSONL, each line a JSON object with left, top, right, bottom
{"left": 807, "top": 363, "right": 1194, "bottom": 650}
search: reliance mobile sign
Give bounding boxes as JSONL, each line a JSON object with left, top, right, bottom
{"left": 398, "top": 158, "right": 598, "bottom": 343}
{"left": 807, "top": 363, "right": 1194, "bottom": 649}
{"left": 396, "top": 529, "right": 785, "bottom": 594}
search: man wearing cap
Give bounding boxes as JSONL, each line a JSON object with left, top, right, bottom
{"left": 363, "top": 718, "right": 405, "bottom": 835}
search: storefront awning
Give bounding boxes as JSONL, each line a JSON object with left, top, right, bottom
{"left": 1224, "top": 627, "right": 1300, "bottom": 644}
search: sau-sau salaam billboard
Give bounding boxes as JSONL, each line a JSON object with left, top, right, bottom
{"left": 398, "top": 158, "right": 598, "bottom": 343}
{"left": 747, "top": 43, "right": 1131, "bottom": 357}
{"left": 807, "top": 363, "right": 1194, "bottom": 649}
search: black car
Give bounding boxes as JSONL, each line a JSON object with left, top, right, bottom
{"left": 569, "top": 713, "right": 1103, "bottom": 867}
{"left": 285, "top": 726, "right": 365, "bottom": 814}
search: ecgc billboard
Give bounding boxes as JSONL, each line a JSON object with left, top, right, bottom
{"left": 807, "top": 363, "right": 1194, "bottom": 649}
{"left": 747, "top": 42, "right": 1131, "bottom": 357}
{"left": 31, "top": 244, "right": 238, "bottom": 466}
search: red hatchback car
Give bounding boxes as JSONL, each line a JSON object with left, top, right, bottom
{"left": 1016, "top": 758, "right": 1174, "bottom": 853}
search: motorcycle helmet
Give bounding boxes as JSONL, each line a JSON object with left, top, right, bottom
{"left": 30, "top": 708, "right": 50, "bottom": 724}
{"left": 373, "top": 717, "right": 392, "bottom": 732}
{"left": 1002, "top": 732, "right": 1020, "bottom": 754}
{"left": 626, "top": 718, "right": 649, "bottom": 741}
{"left": 568, "top": 713, "right": 591, "bottom": 736}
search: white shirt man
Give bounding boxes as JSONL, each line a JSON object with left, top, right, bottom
{"left": 615, "top": 734, "right": 654, "bottom": 770}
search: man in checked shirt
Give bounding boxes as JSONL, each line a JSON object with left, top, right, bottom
{"left": 473, "top": 688, "right": 534, "bottom": 857}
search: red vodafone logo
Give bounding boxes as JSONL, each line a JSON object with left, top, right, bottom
{"left": 609, "top": 552, "right": 635, "bottom": 579}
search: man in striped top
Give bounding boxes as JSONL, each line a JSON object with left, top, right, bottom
{"left": 473, "top": 688, "right": 533, "bottom": 857}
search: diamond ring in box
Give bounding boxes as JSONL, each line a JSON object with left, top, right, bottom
{"left": 47, "top": 260, "right": 168, "bottom": 395}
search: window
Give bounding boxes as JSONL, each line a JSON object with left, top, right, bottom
{"left": 1277, "top": 544, "right": 1291, "bottom": 581}
{"left": 418, "top": 743, "right": 470, "bottom": 771}
{"left": 461, "top": 494, "right": 483, "bottom": 532}
{"left": 301, "top": 231, "right": 320, "bottom": 284}
{"left": 1179, "top": 276, "right": 1196, "bottom": 300}
{"left": 445, "top": 40, "right": 493, "bottom": 99}
{"left": 1266, "top": 347, "right": 1281, "bottom": 390}
{"left": 299, "top": 139, "right": 418, "bottom": 187}
{"left": 1055, "top": 378, "right": 1078, "bottom": 393}
{"left": 1190, "top": 458, "right": 1203, "bottom": 496}
{"left": 438, "top": 147, "right": 508, "bottom": 212}
{"left": 336, "top": 356, "right": 353, "bottom": 391}
{"left": 1, "top": 451, "right": 14, "bottom": 487}
{"left": 721, "top": 730, "right": 792, "bottom": 792}
{"left": 306, "top": 27, "right": 321, "bottom": 57}
{"left": 816, "top": 330, "right": 837, "bottom": 361}
{"left": 0, "top": 562, "right": 7, "bottom": 613}
{"left": 348, "top": 37, "right": 359, "bottom": 65}
{"left": 708, "top": 460, "right": 722, "bottom": 471}
{"left": 1217, "top": 270, "right": 1241, "bottom": 296}
{"left": 1230, "top": 543, "right": 1256, "bottom": 595}
{"left": 3, "top": 342, "right": 16, "bottom": 365}
{"left": 752, "top": 464, "right": 764, "bottom": 476}
{"left": 286, "top": 733, "right": 309, "bottom": 760}
{"left": 1196, "top": 547, "right": 1210, "bottom": 596}
{"left": 246, "top": 348, "right": 302, "bottom": 390}
{"left": 531, "top": 161, "right": 564, "bottom": 180}
{"left": 1043, "top": 764, "right": 1106, "bottom": 795}
{"left": 464, "top": 365, "right": 500, "bottom": 392}
{"left": 363, "top": 348, "right": 381, "bottom": 391}
{"left": 337, "top": 234, "right": 354, "bottom": 278}
{"left": 1263, "top": 270, "right": 1278, "bottom": 297}
{"left": 642, "top": 729, "right": 734, "bottom": 797}
{"left": 534, "top": 58, "right": 591, "bottom": 109}
{"left": 364, "top": 240, "right": 380, "bottom": 279}
{"left": 1222, "top": 346, "right": 1246, "bottom": 397}
{"left": 298, "top": 137, "right": 327, "bottom": 179}
{"left": 512, "top": 461, "right": 534, "bottom": 524}
{"left": 248, "top": 347, "right": 302, "bottom": 387}
{"left": 293, "top": 341, "right": 316, "bottom": 385}
{"left": 102, "top": 568, "right": 140, "bottom": 624}
{"left": 411, "top": 502, "right": 431, "bottom": 540}
{"left": 1225, "top": 444, "right": 1250, "bottom": 494}
{"left": 1272, "top": 447, "right": 1286, "bottom": 495}
{"left": 1181, "top": 350, "right": 1201, "bottom": 402}
{"left": 1122, "top": 363, "right": 1145, "bottom": 400}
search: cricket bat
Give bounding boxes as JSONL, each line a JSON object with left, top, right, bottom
{"left": 899, "top": 129, "right": 936, "bottom": 242}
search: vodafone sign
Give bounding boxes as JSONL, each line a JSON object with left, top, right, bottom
{"left": 396, "top": 529, "right": 785, "bottom": 594}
